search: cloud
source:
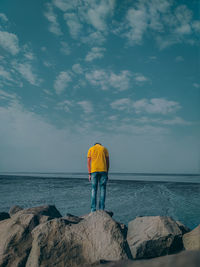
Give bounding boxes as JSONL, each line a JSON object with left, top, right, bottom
{"left": 193, "top": 83, "right": 200, "bottom": 88}
{"left": 54, "top": 71, "right": 72, "bottom": 94}
{"left": 81, "top": 31, "right": 106, "bottom": 45}
{"left": 0, "top": 13, "right": 8, "bottom": 23}
{"left": 86, "top": 69, "right": 132, "bottom": 91}
{"left": 0, "top": 89, "right": 19, "bottom": 102}
{"left": 86, "top": 69, "right": 109, "bottom": 90}
{"left": 85, "top": 47, "right": 106, "bottom": 62}
{"left": 12, "top": 61, "right": 40, "bottom": 86}
{"left": 64, "top": 13, "right": 82, "bottom": 38}
{"left": 110, "top": 98, "right": 131, "bottom": 111}
{"left": 53, "top": 0, "right": 74, "bottom": 12}
{"left": 134, "top": 73, "right": 148, "bottom": 83}
{"left": 72, "top": 63, "right": 83, "bottom": 74}
{"left": 162, "top": 117, "right": 191, "bottom": 126}
{"left": 133, "top": 98, "right": 181, "bottom": 114}
{"left": 125, "top": 7, "right": 147, "bottom": 44}
{"left": 56, "top": 100, "right": 73, "bottom": 112}
{"left": 86, "top": 0, "right": 115, "bottom": 32}
{"left": 0, "top": 31, "right": 19, "bottom": 55}
{"left": 109, "top": 71, "right": 131, "bottom": 91}
{"left": 118, "top": 0, "right": 200, "bottom": 48}
{"left": 77, "top": 100, "right": 93, "bottom": 114}
{"left": 54, "top": 0, "right": 114, "bottom": 43}
{"left": 60, "top": 41, "right": 71, "bottom": 55}
{"left": 135, "top": 116, "right": 192, "bottom": 126}
{"left": 44, "top": 4, "right": 62, "bottom": 36}
{"left": 175, "top": 56, "right": 184, "bottom": 62}
{"left": 0, "top": 65, "right": 13, "bottom": 82}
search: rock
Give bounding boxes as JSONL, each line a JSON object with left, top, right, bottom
{"left": 127, "top": 216, "right": 183, "bottom": 259}
{"left": 0, "top": 205, "right": 62, "bottom": 267}
{"left": 176, "top": 220, "right": 190, "bottom": 235}
{"left": 9, "top": 205, "right": 23, "bottom": 216}
{"left": 63, "top": 213, "right": 83, "bottom": 224}
{"left": 0, "top": 212, "right": 39, "bottom": 267}
{"left": 16, "top": 204, "right": 62, "bottom": 223}
{"left": 96, "top": 250, "right": 200, "bottom": 267}
{"left": 0, "top": 212, "right": 10, "bottom": 221}
{"left": 183, "top": 225, "right": 200, "bottom": 250}
{"left": 26, "top": 210, "right": 131, "bottom": 267}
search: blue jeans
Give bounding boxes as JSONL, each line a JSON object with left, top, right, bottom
{"left": 91, "top": 172, "right": 108, "bottom": 212}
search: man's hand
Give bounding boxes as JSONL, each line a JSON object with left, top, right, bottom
{"left": 89, "top": 174, "right": 91, "bottom": 181}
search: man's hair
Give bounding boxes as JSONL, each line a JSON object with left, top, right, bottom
{"left": 94, "top": 142, "right": 102, "bottom": 145}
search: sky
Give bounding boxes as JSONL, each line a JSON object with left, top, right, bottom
{"left": 0, "top": 0, "right": 199, "bottom": 174}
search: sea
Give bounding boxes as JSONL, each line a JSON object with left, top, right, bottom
{"left": 0, "top": 172, "right": 199, "bottom": 229}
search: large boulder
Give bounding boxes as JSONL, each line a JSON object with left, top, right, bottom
{"left": 127, "top": 216, "right": 184, "bottom": 259}
{"left": 26, "top": 210, "right": 131, "bottom": 267}
{"left": 97, "top": 250, "right": 200, "bottom": 267}
{"left": 0, "top": 205, "right": 62, "bottom": 267}
{"left": 183, "top": 225, "right": 200, "bottom": 250}
{"left": 9, "top": 205, "right": 23, "bottom": 216}
{"left": 0, "top": 212, "right": 39, "bottom": 267}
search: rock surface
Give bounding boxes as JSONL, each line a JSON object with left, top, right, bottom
{"left": 26, "top": 210, "right": 131, "bottom": 267}
{"left": 0, "top": 205, "right": 62, "bottom": 267}
{"left": 0, "top": 212, "right": 39, "bottom": 267}
{"left": 183, "top": 225, "right": 200, "bottom": 250}
{"left": 0, "top": 212, "right": 10, "bottom": 221}
{"left": 127, "top": 216, "right": 184, "bottom": 259}
{"left": 97, "top": 250, "right": 200, "bottom": 267}
{"left": 9, "top": 205, "right": 23, "bottom": 216}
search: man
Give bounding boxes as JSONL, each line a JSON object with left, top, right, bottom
{"left": 87, "top": 143, "right": 109, "bottom": 212}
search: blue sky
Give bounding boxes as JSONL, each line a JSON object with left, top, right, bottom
{"left": 0, "top": 0, "right": 199, "bottom": 173}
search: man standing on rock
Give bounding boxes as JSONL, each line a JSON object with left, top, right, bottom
{"left": 87, "top": 143, "right": 109, "bottom": 212}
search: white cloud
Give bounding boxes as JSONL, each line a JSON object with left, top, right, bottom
{"left": 110, "top": 98, "right": 131, "bottom": 111}
{"left": 133, "top": 98, "right": 181, "bottom": 115}
{"left": 54, "top": 71, "right": 72, "bottom": 94}
{"left": 119, "top": 1, "right": 199, "bottom": 48}
{"left": 175, "top": 56, "right": 184, "bottom": 62}
{"left": 0, "top": 89, "right": 18, "bottom": 102}
{"left": 43, "top": 61, "right": 53, "bottom": 68}
{"left": 134, "top": 73, "right": 148, "bottom": 83}
{"left": 86, "top": 0, "right": 115, "bottom": 32}
{"left": 193, "top": 83, "right": 200, "bottom": 88}
{"left": 0, "top": 65, "right": 13, "bottom": 81}
{"left": 86, "top": 70, "right": 109, "bottom": 90}
{"left": 12, "top": 61, "right": 40, "bottom": 86}
{"left": 81, "top": 31, "right": 106, "bottom": 45}
{"left": 57, "top": 100, "right": 73, "bottom": 112}
{"left": 44, "top": 4, "right": 62, "bottom": 36}
{"left": 0, "top": 13, "right": 8, "bottom": 22}
{"left": 125, "top": 8, "right": 147, "bottom": 44}
{"left": 109, "top": 70, "right": 131, "bottom": 91}
{"left": 60, "top": 41, "right": 71, "bottom": 55}
{"left": 0, "top": 31, "right": 19, "bottom": 55}
{"left": 192, "top": 21, "right": 200, "bottom": 32}
{"left": 72, "top": 63, "right": 83, "bottom": 74}
{"left": 162, "top": 117, "right": 191, "bottom": 126}
{"left": 86, "top": 69, "right": 132, "bottom": 91}
{"left": 64, "top": 13, "right": 82, "bottom": 38}
{"left": 53, "top": 0, "right": 74, "bottom": 12}
{"left": 77, "top": 100, "right": 93, "bottom": 114}
{"left": 85, "top": 47, "right": 106, "bottom": 62}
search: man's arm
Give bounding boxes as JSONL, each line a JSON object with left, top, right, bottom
{"left": 106, "top": 156, "right": 109, "bottom": 178}
{"left": 87, "top": 157, "right": 91, "bottom": 181}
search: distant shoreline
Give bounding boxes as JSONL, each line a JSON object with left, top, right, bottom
{"left": 0, "top": 171, "right": 199, "bottom": 176}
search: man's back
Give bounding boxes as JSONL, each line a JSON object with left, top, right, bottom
{"left": 87, "top": 144, "right": 109, "bottom": 173}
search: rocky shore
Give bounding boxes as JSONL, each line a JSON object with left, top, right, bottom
{"left": 0, "top": 205, "right": 199, "bottom": 267}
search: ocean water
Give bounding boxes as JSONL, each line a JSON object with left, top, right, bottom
{"left": 0, "top": 173, "right": 199, "bottom": 229}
